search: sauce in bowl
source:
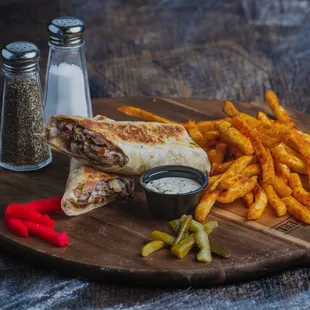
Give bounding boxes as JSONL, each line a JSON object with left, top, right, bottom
{"left": 145, "top": 177, "right": 201, "bottom": 194}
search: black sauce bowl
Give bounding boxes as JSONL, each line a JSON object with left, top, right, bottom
{"left": 140, "top": 165, "right": 208, "bottom": 220}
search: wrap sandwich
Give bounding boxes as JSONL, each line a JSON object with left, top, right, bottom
{"left": 44, "top": 114, "right": 210, "bottom": 175}
{"left": 61, "top": 159, "right": 134, "bottom": 216}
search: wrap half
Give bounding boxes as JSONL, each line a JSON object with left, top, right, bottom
{"left": 61, "top": 159, "right": 134, "bottom": 216}
{"left": 44, "top": 114, "right": 210, "bottom": 175}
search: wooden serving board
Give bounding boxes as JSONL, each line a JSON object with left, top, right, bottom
{"left": 1, "top": 97, "right": 310, "bottom": 288}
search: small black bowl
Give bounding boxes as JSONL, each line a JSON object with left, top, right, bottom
{"left": 140, "top": 165, "right": 208, "bottom": 220}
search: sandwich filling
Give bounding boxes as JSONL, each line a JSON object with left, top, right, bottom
{"left": 71, "top": 177, "right": 134, "bottom": 207}
{"left": 48, "top": 120, "right": 127, "bottom": 167}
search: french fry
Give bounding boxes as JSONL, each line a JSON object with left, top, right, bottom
{"left": 207, "top": 149, "right": 216, "bottom": 165}
{"left": 289, "top": 130, "right": 310, "bottom": 186}
{"left": 186, "top": 120, "right": 205, "bottom": 147}
{"left": 256, "top": 132, "right": 281, "bottom": 149}
{"left": 243, "top": 191, "right": 254, "bottom": 208}
{"left": 289, "top": 173, "right": 310, "bottom": 206}
{"left": 208, "top": 174, "right": 221, "bottom": 189}
{"left": 282, "top": 143, "right": 303, "bottom": 160}
{"left": 274, "top": 161, "right": 290, "bottom": 180}
{"left": 263, "top": 185, "right": 287, "bottom": 217}
{"left": 118, "top": 106, "right": 176, "bottom": 124}
{"left": 210, "top": 160, "right": 235, "bottom": 176}
{"left": 265, "top": 90, "right": 297, "bottom": 128}
{"left": 195, "top": 190, "right": 219, "bottom": 223}
{"left": 213, "top": 143, "right": 228, "bottom": 166}
{"left": 231, "top": 118, "right": 275, "bottom": 185}
{"left": 202, "top": 131, "right": 221, "bottom": 146}
{"left": 272, "top": 175, "right": 292, "bottom": 198}
{"left": 230, "top": 145, "right": 244, "bottom": 158}
{"left": 222, "top": 101, "right": 240, "bottom": 117}
{"left": 209, "top": 155, "right": 254, "bottom": 191}
{"left": 217, "top": 176, "right": 257, "bottom": 204}
{"left": 242, "top": 164, "right": 262, "bottom": 177}
{"left": 282, "top": 196, "right": 310, "bottom": 224}
{"left": 247, "top": 185, "right": 268, "bottom": 220}
{"left": 216, "top": 121, "right": 254, "bottom": 156}
{"left": 257, "top": 111, "right": 272, "bottom": 125}
{"left": 270, "top": 144, "right": 307, "bottom": 175}
{"left": 218, "top": 175, "right": 240, "bottom": 191}
{"left": 197, "top": 120, "right": 221, "bottom": 134}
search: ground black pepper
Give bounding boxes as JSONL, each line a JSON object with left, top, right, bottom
{"left": 1, "top": 78, "right": 50, "bottom": 165}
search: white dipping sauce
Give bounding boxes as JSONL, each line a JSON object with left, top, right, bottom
{"left": 146, "top": 177, "right": 201, "bottom": 194}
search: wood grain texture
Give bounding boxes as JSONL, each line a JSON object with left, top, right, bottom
{"left": 1, "top": 97, "right": 310, "bottom": 289}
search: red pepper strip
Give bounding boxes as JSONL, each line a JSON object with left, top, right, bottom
{"left": 4, "top": 212, "right": 28, "bottom": 238}
{"left": 22, "top": 220, "right": 69, "bottom": 247}
{"left": 7, "top": 205, "right": 55, "bottom": 228}
{"left": 25, "top": 196, "right": 63, "bottom": 213}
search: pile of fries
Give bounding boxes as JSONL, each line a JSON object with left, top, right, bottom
{"left": 118, "top": 91, "right": 310, "bottom": 225}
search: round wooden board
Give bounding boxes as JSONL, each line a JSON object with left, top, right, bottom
{"left": 1, "top": 97, "right": 310, "bottom": 288}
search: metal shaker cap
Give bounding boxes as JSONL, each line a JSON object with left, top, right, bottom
{"left": 48, "top": 16, "right": 85, "bottom": 47}
{"left": 1, "top": 41, "right": 40, "bottom": 73}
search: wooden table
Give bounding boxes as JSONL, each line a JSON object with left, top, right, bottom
{"left": 1, "top": 0, "right": 310, "bottom": 309}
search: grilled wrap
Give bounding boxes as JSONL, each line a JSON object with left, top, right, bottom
{"left": 61, "top": 159, "right": 134, "bottom": 216}
{"left": 44, "top": 114, "right": 210, "bottom": 175}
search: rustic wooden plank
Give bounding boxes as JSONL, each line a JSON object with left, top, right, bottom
{"left": 1, "top": 97, "right": 310, "bottom": 287}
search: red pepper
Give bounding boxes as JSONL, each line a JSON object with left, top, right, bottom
{"left": 26, "top": 196, "right": 62, "bottom": 213}
{"left": 7, "top": 205, "right": 55, "bottom": 228}
{"left": 22, "top": 220, "right": 69, "bottom": 247}
{"left": 4, "top": 212, "right": 28, "bottom": 238}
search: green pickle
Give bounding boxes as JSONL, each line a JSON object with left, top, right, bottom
{"left": 141, "top": 240, "right": 165, "bottom": 257}
{"left": 171, "top": 234, "right": 196, "bottom": 259}
{"left": 195, "top": 230, "right": 212, "bottom": 263}
{"left": 149, "top": 230, "right": 175, "bottom": 246}
{"left": 169, "top": 219, "right": 181, "bottom": 233}
{"left": 173, "top": 215, "right": 192, "bottom": 245}
{"left": 210, "top": 244, "right": 231, "bottom": 259}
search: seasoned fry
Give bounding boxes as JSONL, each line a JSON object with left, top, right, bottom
{"left": 209, "top": 155, "right": 254, "bottom": 191}
{"left": 265, "top": 90, "right": 297, "bottom": 128}
{"left": 231, "top": 118, "right": 275, "bottom": 185}
{"left": 210, "top": 160, "right": 235, "bottom": 176}
{"left": 208, "top": 174, "right": 221, "bottom": 189}
{"left": 289, "top": 173, "right": 310, "bottom": 206}
{"left": 197, "top": 120, "right": 221, "bottom": 134}
{"left": 247, "top": 185, "right": 268, "bottom": 220}
{"left": 213, "top": 143, "right": 228, "bottom": 166}
{"left": 270, "top": 144, "right": 307, "bottom": 175}
{"left": 274, "top": 161, "right": 290, "bottom": 180}
{"left": 257, "top": 111, "right": 272, "bottom": 124}
{"left": 202, "top": 131, "right": 221, "bottom": 146}
{"left": 256, "top": 132, "right": 281, "bottom": 149}
{"left": 282, "top": 196, "right": 310, "bottom": 224}
{"left": 222, "top": 100, "right": 240, "bottom": 117}
{"left": 216, "top": 120, "right": 254, "bottom": 155}
{"left": 289, "top": 130, "right": 310, "bottom": 186}
{"left": 272, "top": 175, "right": 292, "bottom": 198}
{"left": 217, "top": 176, "right": 257, "bottom": 204}
{"left": 195, "top": 190, "right": 218, "bottom": 223}
{"left": 186, "top": 120, "right": 205, "bottom": 147}
{"left": 263, "top": 185, "right": 286, "bottom": 217}
{"left": 207, "top": 149, "right": 216, "bottom": 165}
{"left": 118, "top": 105, "right": 176, "bottom": 124}
{"left": 282, "top": 143, "right": 303, "bottom": 160}
{"left": 230, "top": 145, "right": 244, "bottom": 158}
{"left": 243, "top": 164, "right": 262, "bottom": 177}
{"left": 218, "top": 175, "right": 240, "bottom": 191}
{"left": 243, "top": 191, "right": 254, "bottom": 208}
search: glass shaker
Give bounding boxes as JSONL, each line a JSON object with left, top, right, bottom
{"left": 0, "top": 42, "right": 52, "bottom": 171}
{"left": 43, "top": 16, "right": 93, "bottom": 121}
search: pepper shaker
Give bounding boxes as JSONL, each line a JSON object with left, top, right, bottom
{"left": 0, "top": 42, "right": 52, "bottom": 171}
{"left": 43, "top": 16, "right": 93, "bottom": 120}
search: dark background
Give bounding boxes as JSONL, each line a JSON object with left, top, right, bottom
{"left": 1, "top": 0, "right": 310, "bottom": 309}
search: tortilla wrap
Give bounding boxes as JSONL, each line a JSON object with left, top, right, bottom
{"left": 61, "top": 159, "right": 134, "bottom": 216}
{"left": 44, "top": 114, "right": 210, "bottom": 175}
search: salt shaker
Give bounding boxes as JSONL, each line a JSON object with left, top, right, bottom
{"left": 43, "top": 16, "right": 93, "bottom": 120}
{"left": 0, "top": 42, "right": 52, "bottom": 171}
